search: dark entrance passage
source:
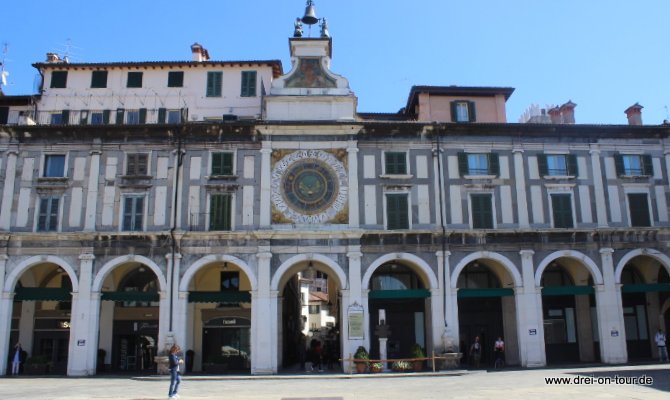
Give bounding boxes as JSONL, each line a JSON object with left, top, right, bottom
{"left": 202, "top": 317, "right": 251, "bottom": 373}
{"left": 111, "top": 321, "right": 158, "bottom": 372}
{"left": 368, "top": 297, "right": 426, "bottom": 360}
{"left": 458, "top": 296, "right": 504, "bottom": 367}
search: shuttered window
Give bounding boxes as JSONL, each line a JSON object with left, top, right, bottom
{"left": 127, "top": 72, "right": 143, "bottom": 88}
{"left": 168, "top": 71, "right": 184, "bottom": 87}
{"left": 615, "top": 154, "right": 653, "bottom": 177}
{"left": 50, "top": 71, "right": 68, "bottom": 88}
{"left": 241, "top": 71, "right": 257, "bottom": 97}
{"left": 386, "top": 193, "right": 409, "bottom": 230}
{"left": 458, "top": 152, "right": 499, "bottom": 176}
{"left": 384, "top": 152, "right": 407, "bottom": 175}
{"left": 551, "top": 194, "right": 574, "bottom": 228}
{"left": 628, "top": 193, "right": 651, "bottom": 227}
{"left": 91, "top": 70, "right": 108, "bottom": 88}
{"left": 37, "top": 197, "right": 60, "bottom": 231}
{"left": 123, "top": 195, "right": 145, "bottom": 231}
{"left": 471, "top": 194, "right": 493, "bottom": 229}
{"left": 206, "top": 71, "right": 223, "bottom": 97}
{"left": 450, "top": 100, "right": 476, "bottom": 122}
{"left": 538, "top": 154, "right": 578, "bottom": 176}
{"left": 44, "top": 154, "right": 66, "bottom": 177}
{"left": 126, "top": 153, "right": 148, "bottom": 176}
{"left": 210, "top": 194, "right": 233, "bottom": 231}
{"left": 212, "top": 152, "right": 234, "bottom": 175}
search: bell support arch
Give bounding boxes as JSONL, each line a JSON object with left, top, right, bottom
{"left": 535, "top": 250, "right": 604, "bottom": 287}
{"left": 614, "top": 248, "right": 670, "bottom": 284}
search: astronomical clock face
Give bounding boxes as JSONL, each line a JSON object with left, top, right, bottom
{"left": 271, "top": 150, "right": 348, "bottom": 224}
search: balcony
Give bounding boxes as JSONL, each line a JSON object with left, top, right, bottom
{"left": 2, "top": 108, "right": 187, "bottom": 126}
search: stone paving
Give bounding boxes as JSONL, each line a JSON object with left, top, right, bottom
{"left": 0, "top": 364, "right": 668, "bottom": 400}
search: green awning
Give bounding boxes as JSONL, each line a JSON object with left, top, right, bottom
{"left": 14, "top": 287, "right": 71, "bottom": 301}
{"left": 622, "top": 283, "right": 670, "bottom": 293}
{"left": 188, "top": 291, "right": 251, "bottom": 304}
{"left": 368, "top": 289, "right": 431, "bottom": 299}
{"left": 542, "top": 285, "right": 594, "bottom": 296}
{"left": 101, "top": 291, "right": 159, "bottom": 302}
{"left": 457, "top": 288, "right": 514, "bottom": 298}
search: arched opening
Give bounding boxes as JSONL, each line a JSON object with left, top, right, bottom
{"left": 9, "top": 263, "right": 73, "bottom": 375}
{"left": 98, "top": 263, "right": 160, "bottom": 373}
{"left": 620, "top": 255, "right": 670, "bottom": 360}
{"left": 278, "top": 261, "right": 341, "bottom": 373}
{"left": 368, "top": 262, "right": 429, "bottom": 366}
{"left": 540, "top": 259, "right": 598, "bottom": 364}
{"left": 186, "top": 261, "right": 252, "bottom": 374}
{"left": 456, "top": 260, "right": 518, "bottom": 368}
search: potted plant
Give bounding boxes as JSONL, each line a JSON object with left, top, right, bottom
{"left": 391, "top": 360, "right": 413, "bottom": 372}
{"left": 24, "top": 355, "right": 51, "bottom": 375}
{"left": 370, "top": 362, "right": 384, "bottom": 373}
{"left": 410, "top": 343, "right": 426, "bottom": 372}
{"left": 353, "top": 346, "right": 369, "bottom": 373}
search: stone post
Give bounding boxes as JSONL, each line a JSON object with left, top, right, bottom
{"left": 67, "top": 253, "right": 96, "bottom": 376}
{"left": 515, "top": 250, "right": 546, "bottom": 367}
{"left": 344, "top": 249, "right": 363, "bottom": 372}
{"left": 595, "top": 248, "right": 627, "bottom": 363}
{"left": 251, "top": 250, "right": 274, "bottom": 374}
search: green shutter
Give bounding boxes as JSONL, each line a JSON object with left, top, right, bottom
{"left": 567, "top": 154, "right": 578, "bottom": 176}
{"left": 488, "top": 153, "right": 500, "bottom": 176}
{"left": 157, "top": 108, "right": 166, "bottom": 124}
{"left": 241, "top": 71, "right": 257, "bottom": 97}
{"left": 471, "top": 194, "right": 493, "bottom": 229}
{"left": 643, "top": 155, "right": 654, "bottom": 176}
{"left": 457, "top": 152, "right": 468, "bottom": 176}
{"left": 115, "top": 108, "right": 125, "bottom": 124}
{"left": 80, "top": 110, "right": 88, "bottom": 125}
{"left": 628, "top": 193, "right": 651, "bottom": 227}
{"left": 387, "top": 194, "right": 409, "bottom": 230}
{"left": 551, "top": 194, "right": 573, "bottom": 228}
{"left": 207, "top": 72, "right": 222, "bottom": 97}
{"left": 102, "top": 110, "right": 110, "bottom": 124}
{"left": 468, "top": 101, "right": 477, "bottom": 122}
{"left": 537, "top": 154, "right": 548, "bottom": 176}
{"left": 210, "top": 194, "right": 232, "bottom": 230}
{"left": 60, "top": 110, "right": 70, "bottom": 125}
{"left": 139, "top": 108, "right": 147, "bottom": 124}
{"left": 614, "top": 154, "right": 624, "bottom": 176}
{"left": 450, "top": 101, "right": 458, "bottom": 122}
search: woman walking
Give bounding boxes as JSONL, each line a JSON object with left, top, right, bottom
{"left": 168, "top": 344, "right": 183, "bottom": 399}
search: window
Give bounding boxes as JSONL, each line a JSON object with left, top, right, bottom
{"left": 451, "top": 100, "right": 476, "bottom": 122}
{"left": 37, "top": 196, "right": 59, "bottom": 231}
{"left": 50, "top": 111, "right": 69, "bottom": 125}
{"left": 538, "top": 154, "right": 578, "bottom": 176}
{"left": 386, "top": 193, "right": 409, "bottom": 230}
{"left": 309, "top": 305, "right": 321, "bottom": 315}
{"left": 167, "top": 110, "right": 182, "bottom": 124}
{"left": 551, "top": 193, "right": 574, "bottom": 228}
{"left": 220, "top": 271, "right": 240, "bottom": 291}
{"left": 50, "top": 71, "right": 68, "bottom": 88}
{"left": 90, "top": 110, "right": 110, "bottom": 125}
{"left": 471, "top": 193, "right": 494, "bottom": 229}
{"left": 241, "top": 71, "right": 257, "bottom": 97}
{"left": 206, "top": 71, "right": 223, "bottom": 97}
{"left": 384, "top": 152, "right": 407, "bottom": 175}
{"left": 211, "top": 152, "right": 234, "bottom": 175}
{"left": 628, "top": 193, "right": 651, "bottom": 227}
{"left": 90, "top": 70, "right": 108, "bottom": 88}
{"left": 127, "top": 71, "right": 143, "bottom": 88}
{"left": 458, "top": 152, "right": 499, "bottom": 176}
{"left": 168, "top": 71, "right": 184, "bottom": 87}
{"left": 0, "top": 107, "right": 8, "bottom": 124}
{"left": 122, "top": 195, "right": 145, "bottom": 231}
{"left": 126, "top": 153, "right": 148, "bottom": 176}
{"left": 209, "top": 194, "right": 232, "bottom": 231}
{"left": 126, "top": 110, "right": 140, "bottom": 124}
{"left": 43, "top": 154, "right": 66, "bottom": 177}
{"left": 615, "top": 154, "right": 653, "bottom": 177}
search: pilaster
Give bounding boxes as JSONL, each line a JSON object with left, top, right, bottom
{"left": 595, "top": 248, "right": 627, "bottom": 364}
{"left": 590, "top": 147, "right": 609, "bottom": 227}
{"left": 68, "top": 253, "right": 96, "bottom": 376}
{"left": 513, "top": 148, "right": 529, "bottom": 228}
{"left": 0, "top": 149, "right": 18, "bottom": 230}
{"left": 84, "top": 150, "right": 101, "bottom": 231}
{"left": 516, "top": 249, "right": 546, "bottom": 367}
{"left": 251, "top": 250, "right": 274, "bottom": 374}
{"left": 259, "top": 146, "right": 273, "bottom": 227}
{"left": 347, "top": 143, "right": 359, "bottom": 227}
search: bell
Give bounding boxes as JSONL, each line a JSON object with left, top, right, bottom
{"left": 301, "top": 0, "right": 319, "bottom": 25}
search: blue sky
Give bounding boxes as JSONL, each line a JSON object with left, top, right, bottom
{"left": 2, "top": 0, "right": 669, "bottom": 124}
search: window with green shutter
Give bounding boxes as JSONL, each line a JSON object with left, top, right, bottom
{"left": 211, "top": 152, "right": 234, "bottom": 176}
{"left": 386, "top": 193, "right": 409, "bottom": 230}
{"left": 538, "top": 154, "right": 578, "bottom": 176}
{"left": 91, "top": 70, "right": 108, "bottom": 88}
{"left": 450, "top": 100, "right": 476, "bottom": 122}
{"left": 127, "top": 72, "right": 143, "bottom": 88}
{"left": 157, "top": 108, "right": 166, "bottom": 124}
{"left": 384, "top": 152, "right": 407, "bottom": 175}
{"left": 628, "top": 193, "right": 651, "bottom": 227}
{"left": 241, "top": 71, "right": 257, "bottom": 97}
{"left": 122, "top": 195, "right": 145, "bottom": 231}
{"left": 168, "top": 71, "right": 184, "bottom": 87}
{"left": 471, "top": 193, "right": 493, "bottom": 229}
{"left": 50, "top": 71, "right": 68, "bottom": 88}
{"left": 616, "top": 154, "right": 653, "bottom": 177}
{"left": 458, "top": 153, "right": 498, "bottom": 176}
{"left": 126, "top": 153, "right": 148, "bottom": 176}
{"left": 210, "top": 194, "right": 233, "bottom": 231}
{"left": 551, "top": 193, "right": 574, "bottom": 228}
{"left": 37, "top": 196, "right": 60, "bottom": 231}
{"left": 206, "top": 71, "right": 223, "bottom": 97}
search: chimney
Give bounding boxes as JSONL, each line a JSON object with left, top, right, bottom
{"left": 548, "top": 106, "right": 562, "bottom": 124}
{"left": 190, "top": 43, "right": 210, "bottom": 62}
{"left": 559, "top": 100, "right": 577, "bottom": 124}
{"left": 624, "top": 103, "right": 643, "bottom": 126}
{"left": 46, "top": 53, "right": 60, "bottom": 63}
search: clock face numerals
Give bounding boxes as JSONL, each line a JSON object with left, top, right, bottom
{"left": 271, "top": 150, "right": 348, "bottom": 224}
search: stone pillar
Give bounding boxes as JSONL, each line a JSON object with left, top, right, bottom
{"left": 590, "top": 147, "right": 608, "bottom": 227}
{"left": 441, "top": 252, "right": 459, "bottom": 347}
{"left": 431, "top": 251, "right": 446, "bottom": 353}
{"left": 515, "top": 250, "right": 546, "bottom": 367}
{"left": 161, "top": 253, "right": 181, "bottom": 352}
{"left": 259, "top": 146, "right": 273, "bottom": 228}
{"left": 68, "top": 253, "right": 96, "bottom": 376}
{"left": 251, "top": 250, "right": 274, "bottom": 374}
{"left": 173, "top": 291, "right": 189, "bottom": 357}
{"left": 0, "top": 149, "right": 18, "bottom": 230}
{"left": 513, "top": 148, "right": 530, "bottom": 228}
{"left": 84, "top": 150, "right": 101, "bottom": 231}
{"left": 0, "top": 290, "right": 14, "bottom": 375}
{"left": 575, "top": 294, "right": 595, "bottom": 362}
{"left": 97, "top": 294, "right": 114, "bottom": 368}
{"left": 19, "top": 301, "right": 36, "bottom": 355}
{"left": 347, "top": 142, "right": 359, "bottom": 228}
{"left": 595, "top": 248, "right": 627, "bottom": 363}
{"left": 343, "top": 249, "right": 364, "bottom": 372}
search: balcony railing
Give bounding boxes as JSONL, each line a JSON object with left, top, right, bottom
{"left": 3, "top": 108, "right": 188, "bottom": 126}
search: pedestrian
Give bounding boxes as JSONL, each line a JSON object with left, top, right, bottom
{"left": 469, "top": 336, "right": 482, "bottom": 369}
{"left": 167, "top": 344, "right": 183, "bottom": 399}
{"left": 493, "top": 336, "right": 505, "bottom": 368}
{"left": 655, "top": 329, "right": 668, "bottom": 362}
{"left": 11, "top": 342, "right": 23, "bottom": 375}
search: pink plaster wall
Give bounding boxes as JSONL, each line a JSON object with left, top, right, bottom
{"left": 416, "top": 93, "right": 508, "bottom": 123}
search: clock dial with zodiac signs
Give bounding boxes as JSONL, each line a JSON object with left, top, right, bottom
{"left": 271, "top": 150, "right": 348, "bottom": 224}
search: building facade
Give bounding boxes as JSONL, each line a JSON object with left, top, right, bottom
{"left": 1, "top": 26, "right": 670, "bottom": 377}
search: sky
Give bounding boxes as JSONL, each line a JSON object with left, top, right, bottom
{"left": 1, "top": 0, "right": 669, "bottom": 124}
